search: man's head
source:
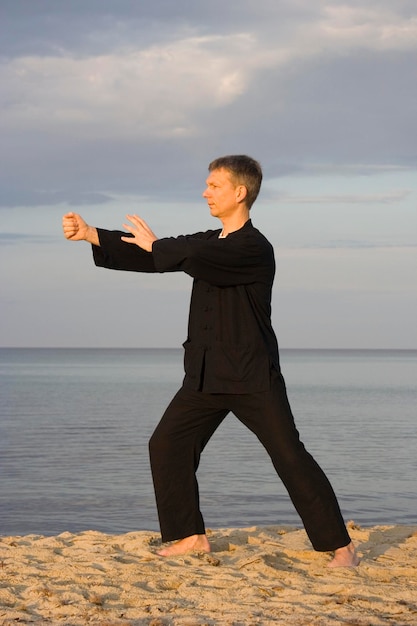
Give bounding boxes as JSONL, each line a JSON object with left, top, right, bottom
{"left": 208, "top": 155, "right": 262, "bottom": 209}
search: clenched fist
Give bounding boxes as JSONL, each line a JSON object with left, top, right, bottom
{"left": 62, "top": 212, "right": 99, "bottom": 246}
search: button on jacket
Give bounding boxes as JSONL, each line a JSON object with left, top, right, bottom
{"left": 92, "top": 219, "right": 280, "bottom": 394}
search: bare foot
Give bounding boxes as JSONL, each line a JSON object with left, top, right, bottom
{"left": 328, "top": 541, "right": 360, "bottom": 568}
{"left": 157, "top": 534, "right": 211, "bottom": 557}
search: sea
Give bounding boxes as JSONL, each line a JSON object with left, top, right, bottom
{"left": 0, "top": 348, "right": 416, "bottom": 537}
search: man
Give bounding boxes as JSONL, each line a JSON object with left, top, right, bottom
{"left": 62, "top": 155, "right": 359, "bottom": 567}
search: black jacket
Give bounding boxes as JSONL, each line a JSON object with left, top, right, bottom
{"left": 93, "top": 219, "right": 280, "bottom": 393}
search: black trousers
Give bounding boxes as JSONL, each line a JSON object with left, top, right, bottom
{"left": 149, "top": 369, "right": 351, "bottom": 552}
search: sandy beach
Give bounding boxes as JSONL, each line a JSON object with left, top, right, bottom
{"left": 1, "top": 521, "right": 416, "bottom": 625}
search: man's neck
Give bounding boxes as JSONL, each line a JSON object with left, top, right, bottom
{"left": 220, "top": 209, "right": 250, "bottom": 237}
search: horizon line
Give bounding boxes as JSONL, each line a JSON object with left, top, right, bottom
{"left": 1, "top": 346, "right": 416, "bottom": 352}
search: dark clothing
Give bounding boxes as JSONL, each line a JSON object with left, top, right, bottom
{"left": 149, "top": 371, "right": 351, "bottom": 551}
{"left": 93, "top": 220, "right": 279, "bottom": 393}
{"left": 93, "top": 220, "right": 351, "bottom": 551}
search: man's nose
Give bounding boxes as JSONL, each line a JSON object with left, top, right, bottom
{"left": 202, "top": 187, "right": 210, "bottom": 198}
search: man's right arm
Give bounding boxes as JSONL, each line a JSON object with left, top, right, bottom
{"left": 62, "top": 212, "right": 100, "bottom": 246}
{"left": 63, "top": 211, "right": 160, "bottom": 273}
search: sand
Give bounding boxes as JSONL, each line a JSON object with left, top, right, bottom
{"left": 1, "top": 521, "right": 416, "bottom": 625}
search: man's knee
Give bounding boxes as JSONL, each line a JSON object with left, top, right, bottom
{"left": 148, "top": 420, "right": 178, "bottom": 462}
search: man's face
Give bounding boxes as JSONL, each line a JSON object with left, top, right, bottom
{"left": 203, "top": 168, "right": 243, "bottom": 220}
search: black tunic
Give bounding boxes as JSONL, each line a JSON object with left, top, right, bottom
{"left": 93, "top": 219, "right": 280, "bottom": 393}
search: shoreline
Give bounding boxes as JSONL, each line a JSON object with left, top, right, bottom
{"left": 1, "top": 522, "right": 416, "bottom": 625}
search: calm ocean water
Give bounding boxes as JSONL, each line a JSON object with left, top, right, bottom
{"left": 0, "top": 348, "right": 416, "bottom": 536}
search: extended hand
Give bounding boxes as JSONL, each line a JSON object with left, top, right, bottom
{"left": 121, "top": 214, "right": 158, "bottom": 252}
{"left": 62, "top": 212, "right": 89, "bottom": 241}
{"left": 62, "top": 212, "right": 99, "bottom": 246}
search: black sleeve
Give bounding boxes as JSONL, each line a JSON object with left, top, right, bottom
{"left": 152, "top": 231, "right": 274, "bottom": 287}
{"left": 92, "top": 229, "right": 157, "bottom": 273}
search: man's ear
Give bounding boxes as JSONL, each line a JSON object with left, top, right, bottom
{"left": 236, "top": 185, "right": 248, "bottom": 203}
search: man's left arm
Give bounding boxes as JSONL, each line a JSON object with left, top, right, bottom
{"left": 121, "top": 214, "right": 273, "bottom": 286}
{"left": 154, "top": 232, "right": 273, "bottom": 287}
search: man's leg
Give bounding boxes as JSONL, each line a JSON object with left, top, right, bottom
{"left": 230, "top": 369, "right": 359, "bottom": 565}
{"left": 148, "top": 387, "right": 228, "bottom": 550}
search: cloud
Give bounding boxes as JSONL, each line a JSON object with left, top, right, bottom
{"left": 0, "top": 34, "right": 256, "bottom": 140}
{"left": 0, "top": 232, "right": 56, "bottom": 245}
{"left": 0, "top": 1, "right": 415, "bottom": 351}
{"left": 296, "top": 163, "right": 417, "bottom": 176}
{"left": 269, "top": 189, "right": 412, "bottom": 204}
{"left": 2, "top": 5, "right": 415, "bottom": 138}
{"left": 0, "top": 1, "right": 416, "bottom": 208}
{"left": 0, "top": 189, "right": 112, "bottom": 208}
{"left": 317, "top": 5, "right": 417, "bottom": 52}
{"left": 2, "top": 1, "right": 416, "bottom": 55}
{"left": 298, "top": 240, "right": 417, "bottom": 250}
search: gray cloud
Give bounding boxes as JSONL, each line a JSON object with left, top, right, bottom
{"left": 0, "top": 1, "right": 319, "bottom": 56}
{"left": 2, "top": 1, "right": 416, "bottom": 55}
{"left": 1, "top": 1, "right": 415, "bottom": 350}
{"left": 268, "top": 189, "right": 412, "bottom": 205}
{"left": 0, "top": 1, "right": 416, "bottom": 207}
{"left": 0, "top": 232, "right": 56, "bottom": 244}
{"left": 0, "top": 188, "right": 112, "bottom": 208}
{"left": 298, "top": 240, "right": 417, "bottom": 249}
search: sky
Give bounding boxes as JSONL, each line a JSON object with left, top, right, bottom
{"left": 1, "top": 0, "right": 416, "bottom": 349}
